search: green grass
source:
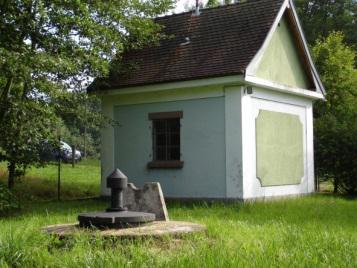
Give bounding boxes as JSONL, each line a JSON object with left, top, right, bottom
{"left": 0, "top": 162, "right": 356, "bottom": 267}
{"left": 0, "top": 196, "right": 356, "bottom": 267}
{"left": 0, "top": 159, "right": 100, "bottom": 201}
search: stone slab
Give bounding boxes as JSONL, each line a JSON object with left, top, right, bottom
{"left": 123, "top": 182, "right": 169, "bottom": 221}
{"left": 42, "top": 221, "right": 206, "bottom": 238}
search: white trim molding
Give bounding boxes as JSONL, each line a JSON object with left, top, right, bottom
{"left": 241, "top": 86, "right": 315, "bottom": 199}
{"left": 245, "top": 75, "right": 324, "bottom": 100}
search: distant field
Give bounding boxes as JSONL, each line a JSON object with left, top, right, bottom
{"left": 0, "top": 159, "right": 100, "bottom": 200}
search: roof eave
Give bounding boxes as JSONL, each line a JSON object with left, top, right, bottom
{"left": 93, "top": 74, "right": 245, "bottom": 96}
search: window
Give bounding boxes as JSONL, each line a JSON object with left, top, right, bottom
{"left": 148, "top": 111, "right": 184, "bottom": 169}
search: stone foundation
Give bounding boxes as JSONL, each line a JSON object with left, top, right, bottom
{"left": 42, "top": 221, "right": 206, "bottom": 238}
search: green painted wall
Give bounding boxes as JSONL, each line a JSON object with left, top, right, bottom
{"left": 113, "top": 97, "right": 226, "bottom": 198}
{"left": 255, "top": 16, "right": 312, "bottom": 89}
{"left": 256, "top": 110, "right": 304, "bottom": 186}
{"left": 99, "top": 86, "right": 225, "bottom": 196}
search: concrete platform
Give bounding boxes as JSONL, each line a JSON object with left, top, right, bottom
{"left": 42, "top": 221, "right": 206, "bottom": 238}
{"left": 78, "top": 211, "right": 156, "bottom": 229}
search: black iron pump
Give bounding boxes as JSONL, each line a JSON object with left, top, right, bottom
{"left": 78, "top": 168, "right": 155, "bottom": 229}
{"left": 106, "top": 169, "right": 128, "bottom": 212}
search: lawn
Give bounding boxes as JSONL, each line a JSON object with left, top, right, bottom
{"left": 0, "top": 159, "right": 100, "bottom": 201}
{"left": 0, "top": 162, "right": 356, "bottom": 267}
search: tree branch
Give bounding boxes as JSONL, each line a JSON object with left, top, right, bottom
{"left": 0, "top": 77, "right": 13, "bottom": 101}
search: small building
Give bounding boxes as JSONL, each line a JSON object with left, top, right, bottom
{"left": 89, "top": 0, "right": 325, "bottom": 200}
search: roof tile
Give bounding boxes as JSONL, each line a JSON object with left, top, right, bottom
{"left": 90, "top": 0, "right": 284, "bottom": 91}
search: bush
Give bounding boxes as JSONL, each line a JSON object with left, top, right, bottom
{"left": 315, "top": 115, "right": 357, "bottom": 195}
{"left": 312, "top": 32, "right": 357, "bottom": 195}
{"left": 0, "top": 183, "right": 19, "bottom": 215}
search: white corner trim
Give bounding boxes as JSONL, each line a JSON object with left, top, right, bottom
{"left": 95, "top": 75, "right": 244, "bottom": 96}
{"left": 243, "top": 97, "right": 311, "bottom": 198}
{"left": 245, "top": 75, "right": 324, "bottom": 100}
{"left": 245, "top": 0, "right": 289, "bottom": 76}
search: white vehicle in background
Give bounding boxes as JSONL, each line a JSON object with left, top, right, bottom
{"left": 60, "top": 141, "right": 82, "bottom": 162}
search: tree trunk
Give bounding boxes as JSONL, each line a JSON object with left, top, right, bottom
{"left": 84, "top": 127, "right": 87, "bottom": 159}
{"left": 0, "top": 77, "right": 13, "bottom": 125}
{"left": 333, "top": 177, "right": 339, "bottom": 194}
{"left": 8, "top": 161, "right": 16, "bottom": 189}
{"left": 72, "top": 145, "right": 75, "bottom": 168}
{"left": 84, "top": 99, "right": 87, "bottom": 160}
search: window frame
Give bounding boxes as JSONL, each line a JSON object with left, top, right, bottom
{"left": 148, "top": 111, "right": 184, "bottom": 169}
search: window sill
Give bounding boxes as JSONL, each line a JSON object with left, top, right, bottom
{"left": 147, "top": 161, "right": 184, "bottom": 169}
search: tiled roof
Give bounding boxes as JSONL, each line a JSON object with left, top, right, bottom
{"left": 90, "top": 0, "right": 284, "bottom": 91}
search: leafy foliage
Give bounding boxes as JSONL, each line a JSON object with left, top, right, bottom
{"left": 0, "top": 0, "right": 174, "bottom": 85}
{"left": 206, "top": 0, "right": 221, "bottom": 8}
{"left": 295, "top": 0, "right": 357, "bottom": 47}
{"left": 313, "top": 32, "right": 357, "bottom": 194}
{"left": 0, "top": 0, "right": 175, "bottom": 187}
{"left": 0, "top": 83, "right": 57, "bottom": 188}
{"left": 54, "top": 91, "right": 104, "bottom": 158}
{"left": 203, "top": 0, "right": 239, "bottom": 9}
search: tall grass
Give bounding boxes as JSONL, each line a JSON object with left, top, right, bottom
{"left": 0, "top": 161, "right": 356, "bottom": 267}
{"left": 0, "top": 196, "right": 356, "bottom": 267}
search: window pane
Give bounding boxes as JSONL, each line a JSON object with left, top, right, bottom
{"left": 152, "top": 117, "right": 180, "bottom": 161}
{"left": 167, "top": 119, "right": 180, "bottom": 132}
{"left": 170, "top": 133, "right": 180, "bottom": 146}
{"left": 155, "top": 146, "right": 166, "bottom": 161}
{"left": 153, "top": 120, "right": 166, "bottom": 132}
{"left": 169, "top": 147, "right": 180, "bottom": 160}
{"left": 156, "top": 133, "right": 167, "bottom": 146}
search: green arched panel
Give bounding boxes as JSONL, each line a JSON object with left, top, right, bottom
{"left": 256, "top": 110, "right": 304, "bottom": 186}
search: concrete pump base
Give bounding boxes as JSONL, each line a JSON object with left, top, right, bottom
{"left": 42, "top": 221, "right": 206, "bottom": 239}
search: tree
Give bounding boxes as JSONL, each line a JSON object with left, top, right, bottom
{"left": 205, "top": 0, "right": 234, "bottom": 8}
{"left": 0, "top": 87, "right": 57, "bottom": 188}
{"left": 54, "top": 90, "right": 105, "bottom": 161}
{"left": 0, "top": 0, "right": 175, "bottom": 188}
{"left": 295, "top": 0, "right": 357, "bottom": 47}
{"left": 313, "top": 32, "right": 357, "bottom": 194}
{"left": 206, "top": 0, "right": 221, "bottom": 8}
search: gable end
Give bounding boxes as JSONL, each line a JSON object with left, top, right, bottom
{"left": 245, "top": 0, "right": 325, "bottom": 98}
